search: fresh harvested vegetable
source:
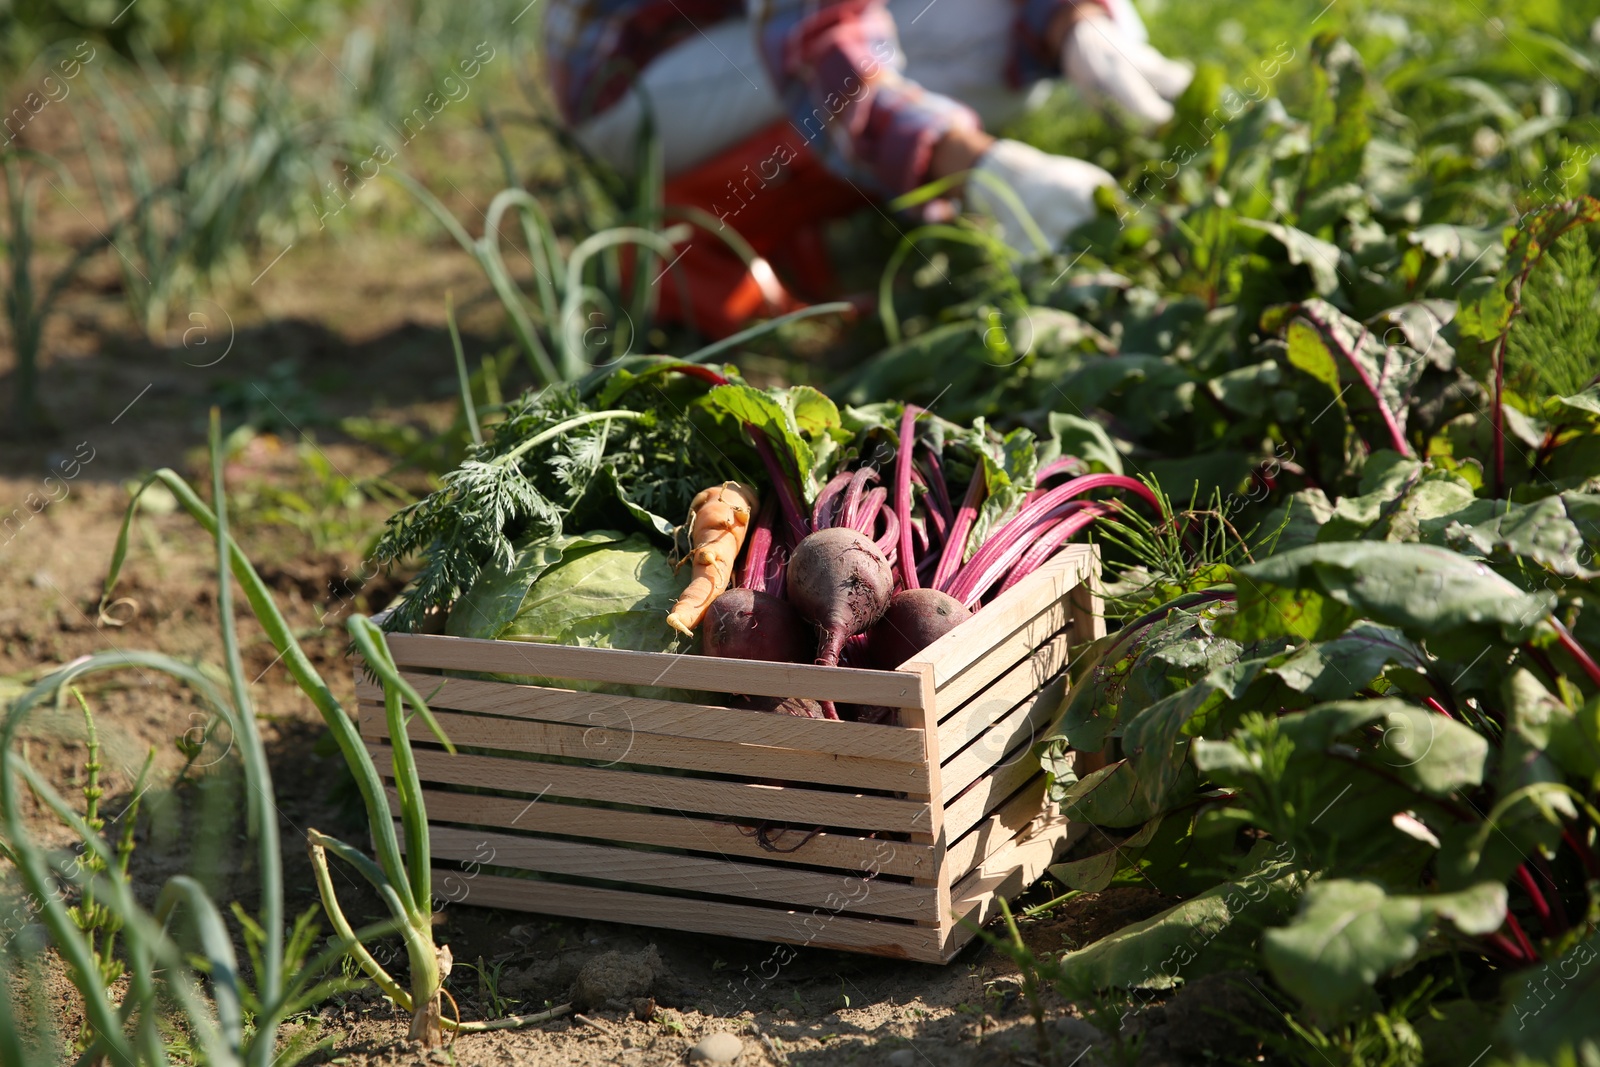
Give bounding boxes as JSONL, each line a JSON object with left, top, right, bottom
{"left": 737, "top": 695, "right": 828, "bottom": 719}
{"left": 667, "top": 482, "right": 759, "bottom": 636}
{"left": 865, "top": 588, "right": 972, "bottom": 669}
{"left": 449, "top": 532, "right": 694, "bottom": 700}
{"left": 375, "top": 378, "right": 741, "bottom": 634}
{"left": 495, "top": 534, "right": 683, "bottom": 651}
{"left": 786, "top": 528, "right": 895, "bottom": 668}
{"left": 399, "top": 372, "right": 1146, "bottom": 723}
{"left": 701, "top": 589, "right": 811, "bottom": 664}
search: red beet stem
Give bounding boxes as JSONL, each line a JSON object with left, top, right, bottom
{"left": 739, "top": 494, "right": 778, "bottom": 593}
{"left": 910, "top": 514, "right": 930, "bottom": 556}
{"left": 672, "top": 364, "right": 730, "bottom": 387}
{"left": 812, "top": 469, "right": 852, "bottom": 529}
{"left": 840, "top": 632, "right": 872, "bottom": 667}
{"left": 747, "top": 424, "right": 810, "bottom": 542}
{"left": 912, "top": 468, "right": 949, "bottom": 544}
{"left": 1504, "top": 911, "right": 1538, "bottom": 960}
{"left": 851, "top": 486, "right": 888, "bottom": 536}
{"left": 932, "top": 463, "right": 986, "bottom": 592}
{"left": 875, "top": 505, "right": 901, "bottom": 563}
{"left": 997, "top": 502, "right": 1116, "bottom": 594}
{"left": 895, "top": 405, "right": 920, "bottom": 589}
{"left": 1022, "top": 456, "right": 1087, "bottom": 506}
{"left": 946, "top": 475, "right": 1142, "bottom": 603}
{"left": 951, "top": 501, "right": 1100, "bottom": 607}
{"left": 920, "top": 449, "right": 954, "bottom": 526}
{"left": 1422, "top": 696, "right": 1454, "bottom": 719}
{"left": 840, "top": 467, "right": 879, "bottom": 531}
{"left": 1551, "top": 618, "right": 1600, "bottom": 687}
{"left": 1516, "top": 864, "right": 1559, "bottom": 939}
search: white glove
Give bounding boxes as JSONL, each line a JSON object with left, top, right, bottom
{"left": 967, "top": 138, "right": 1115, "bottom": 257}
{"left": 1062, "top": 11, "right": 1193, "bottom": 126}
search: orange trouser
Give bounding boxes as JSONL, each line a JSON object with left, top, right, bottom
{"left": 646, "top": 120, "right": 866, "bottom": 338}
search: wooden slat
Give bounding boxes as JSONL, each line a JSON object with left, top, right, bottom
{"left": 1068, "top": 547, "right": 1106, "bottom": 646}
{"left": 943, "top": 778, "right": 1050, "bottom": 883}
{"left": 931, "top": 597, "right": 1074, "bottom": 718}
{"left": 384, "top": 632, "right": 930, "bottom": 708}
{"left": 937, "top": 634, "right": 1071, "bottom": 766}
{"left": 940, "top": 813, "right": 1084, "bottom": 961}
{"left": 404, "top": 788, "right": 935, "bottom": 879}
{"left": 447, "top": 871, "right": 945, "bottom": 962}
{"left": 420, "top": 825, "right": 934, "bottom": 920}
{"left": 940, "top": 676, "right": 1067, "bottom": 805}
{"left": 384, "top": 745, "right": 933, "bottom": 833}
{"left": 894, "top": 662, "right": 949, "bottom": 946}
{"left": 942, "top": 756, "right": 1041, "bottom": 843}
{"left": 364, "top": 706, "right": 922, "bottom": 792}
{"left": 358, "top": 552, "right": 1100, "bottom": 964}
{"left": 356, "top": 671, "right": 926, "bottom": 764}
{"left": 908, "top": 546, "right": 1095, "bottom": 687}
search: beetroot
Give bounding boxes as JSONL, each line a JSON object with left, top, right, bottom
{"left": 840, "top": 704, "right": 898, "bottom": 725}
{"left": 701, "top": 589, "right": 811, "bottom": 663}
{"left": 866, "top": 588, "right": 972, "bottom": 669}
{"left": 736, "top": 695, "right": 829, "bottom": 718}
{"left": 786, "top": 528, "right": 894, "bottom": 667}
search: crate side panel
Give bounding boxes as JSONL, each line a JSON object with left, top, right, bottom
{"left": 943, "top": 778, "right": 1050, "bottom": 882}
{"left": 928, "top": 598, "right": 1073, "bottom": 717}
{"left": 385, "top": 633, "right": 929, "bottom": 708}
{"left": 420, "top": 824, "right": 935, "bottom": 921}
{"left": 939, "top": 675, "right": 1066, "bottom": 806}
{"left": 936, "top": 634, "right": 1070, "bottom": 767}
{"left": 356, "top": 672, "right": 926, "bottom": 764}
{"left": 453, "top": 872, "right": 946, "bottom": 962}
{"left": 941, "top": 750, "right": 1040, "bottom": 842}
{"left": 364, "top": 705, "right": 922, "bottom": 792}
{"left": 405, "top": 787, "right": 936, "bottom": 879}
{"left": 940, "top": 815, "right": 1084, "bottom": 961}
{"left": 383, "top": 744, "right": 932, "bottom": 834}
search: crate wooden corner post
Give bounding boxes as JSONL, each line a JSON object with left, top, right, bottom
{"left": 892, "top": 659, "right": 950, "bottom": 961}
{"left": 356, "top": 544, "right": 1100, "bottom": 967}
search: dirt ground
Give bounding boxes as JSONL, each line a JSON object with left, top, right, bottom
{"left": 0, "top": 95, "right": 1286, "bottom": 1067}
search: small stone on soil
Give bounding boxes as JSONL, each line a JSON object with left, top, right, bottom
{"left": 688, "top": 1030, "right": 744, "bottom": 1063}
{"left": 887, "top": 1050, "right": 916, "bottom": 1067}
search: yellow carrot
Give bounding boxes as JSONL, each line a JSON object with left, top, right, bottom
{"left": 666, "top": 482, "right": 759, "bottom": 636}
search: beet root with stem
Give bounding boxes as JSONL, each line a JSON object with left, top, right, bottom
{"left": 786, "top": 528, "right": 894, "bottom": 667}
{"left": 735, "top": 695, "right": 829, "bottom": 718}
{"left": 701, "top": 588, "right": 812, "bottom": 663}
{"left": 865, "top": 588, "right": 972, "bottom": 669}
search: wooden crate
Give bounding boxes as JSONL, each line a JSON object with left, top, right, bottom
{"left": 354, "top": 544, "right": 1102, "bottom": 964}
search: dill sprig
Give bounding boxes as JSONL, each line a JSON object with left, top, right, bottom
{"left": 374, "top": 386, "right": 651, "bottom": 633}
{"left": 373, "top": 381, "right": 738, "bottom": 633}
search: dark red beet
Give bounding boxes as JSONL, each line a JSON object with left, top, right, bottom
{"left": 736, "top": 695, "right": 829, "bottom": 718}
{"left": 840, "top": 704, "right": 898, "bottom": 725}
{"left": 786, "top": 528, "right": 894, "bottom": 667}
{"left": 702, "top": 589, "right": 811, "bottom": 663}
{"left": 865, "top": 588, "right": 972, "bottom": 669}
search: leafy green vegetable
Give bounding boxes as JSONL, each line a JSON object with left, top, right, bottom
{"left": 375, "top": 379, "right": 738, "bottom": 633}
{"left": 451, "top": 533, "right": 695, "bottom": 701}
{"left": 1055, "top": 846, "right": 1303, "bottom": 990}
{"left": 1262, "top": 880, "right": 1506, "bottom": 1015}
{"left": 446, "top": 530, "right": 631, "bottom": 640}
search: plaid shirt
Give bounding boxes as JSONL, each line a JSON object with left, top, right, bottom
{"left": 543, "top": 0, "right": 1099, "bottom": 195}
